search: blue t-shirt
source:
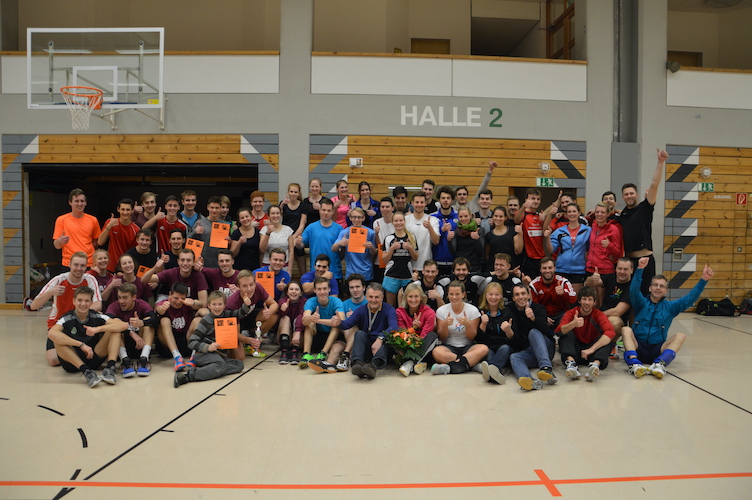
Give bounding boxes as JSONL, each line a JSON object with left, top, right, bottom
{"left": 342, "top": 297, "right": 366, "bottom": 317}
{"left": 304, "top": 296, "right": 344, "bottom": 333}
{"left": 301, "top": 221, "right": 344, "bottom": 279}
{"left": 181, "top": 211, "right": 199, "bottom": 230}
{"left": 337, "top": 226, "right": 376, "bottom": 280}
{"left": 431, "top": 209, "right": 458, "bottom": 263}
{"left": 300, "top": 270, "right": 339, "bottom": 298}
{"left": 252, "top": 266, "right": 290, "bottom": 301}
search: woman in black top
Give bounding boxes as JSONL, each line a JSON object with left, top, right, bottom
{"left": 230, "top": 207, "right": 261, "bottom": 271}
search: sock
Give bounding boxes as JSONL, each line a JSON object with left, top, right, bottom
{"left": 79, "top": 365, "right": 89, "bottom": 374}
{"left": 655, "top": 349, "right": 676, "bottom": 366}
{"left": 624, "top": 350, "right": 641, "bottom": 366}
{"left": 279, "top": 334, "right": 290, "bottom": 349}
{"left": 566, "top": 359, "right": 576, "bottom": 367}
{"left": 119, "top": 347, "right": 129, "bottom": 360}
{"left": 171, "top": 349, "right": 182, "bottom": 359}
{"left": 190, "top": 350, "right": 196, "bottom": 358}
{"left": 107, "top": 360, "right": 116, "bottom": 369}
{"left": 141, "top": 345, "right": 151, "bottom": 359}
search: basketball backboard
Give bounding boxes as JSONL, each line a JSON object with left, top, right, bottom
{"left": 27, "top": 28, "right": 164, "bottom": 110}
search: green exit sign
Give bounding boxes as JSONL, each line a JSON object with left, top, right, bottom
{"left": 536, "top": 177, "right": 555, "bottom": 188}
{"left": 699, "top": 182, "right": 714, "bottom": 192}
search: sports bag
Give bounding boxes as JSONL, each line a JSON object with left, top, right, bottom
{"left": 696, "top": 298, "right": 740, "bottom": 317}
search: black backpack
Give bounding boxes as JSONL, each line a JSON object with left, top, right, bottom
{"left": 696, "top": 298, "right": 740, "bottom": 317}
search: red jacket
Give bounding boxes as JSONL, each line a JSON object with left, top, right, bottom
{"left": 585, "top": 220, "right": 622, "bottom": 273}
{"left": 556, "top": 306, "right": 615, "bottom": 344}
{"left": 530, "top": 275, "right": 577, "bottom": 316}
{"left": 396, "top": 305, "right": 436, "bottom": 338}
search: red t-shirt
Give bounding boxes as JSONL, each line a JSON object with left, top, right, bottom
{"left": 154, "top": 218, "right": 187, "bottom": 254}
{"left": 521, "top": 211, "right": 545, "bottom": 260}
{"left": 102, "top": 219, "right": 140, "bottom": 272}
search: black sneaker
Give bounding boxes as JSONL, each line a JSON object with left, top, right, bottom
{"left": 279, "top": 348, "right": 289, "bottom": 365}
{"left": 289, "top": 347, "right": 299, "bottom": 365}
{"left": 362, "top": 362, "right": 377, "bottom": 379}
{"left": 173, "top": 372, "right": 189, "bottom": 388}
{"left": 351, "top": 360, "right": 366, "bottom": 378}
{"left": 137, "top": 357, "right": 150, "bottom": 377}
{"left": 121, "top": 357, "right": 135, "bottom": 378}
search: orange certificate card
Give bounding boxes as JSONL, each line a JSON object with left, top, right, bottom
{"left": 136, "top": 265, "right": 149, "bottom": 278}
{"left": 347, "top": 227, "right": 368, "bottom": 254}
{"left": 255, "top": 271, "right": 275, "bottom": 296}
{"left": 214, "top": 317, "right": 238, "bottom": 349}
{"left": 186, "top": 238, "right": 205, "bottom": 258}
{"left": 209, "top": 222, "right": 230, "bottom": 248}
{"left": 378, "top": 243, "right": 386, "bottom": 268}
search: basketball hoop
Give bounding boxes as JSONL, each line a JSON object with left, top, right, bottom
{"left": 60, "top": 86, "right": 104, "bottom": 130}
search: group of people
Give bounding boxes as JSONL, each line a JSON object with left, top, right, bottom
{"left": 36, "top": 149, "right": 714, "bottom": 390}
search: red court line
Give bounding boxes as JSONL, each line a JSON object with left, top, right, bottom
{"left": 1, "top": 471, "right": 751, "bottom": 493}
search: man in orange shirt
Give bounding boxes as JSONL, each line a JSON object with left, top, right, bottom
{"left": 52, "top": 188, "right": 101, "bottom": 268}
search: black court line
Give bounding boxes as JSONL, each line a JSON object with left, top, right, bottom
{"left": 669, "top": 372, "right": 752, "bottom": 416}
{"left": 37, "top": 405, "right": 65, "bottom": 416}
{"left": 695, "top": 317, "right": 752, "bottom": 336}
{"left": 77, "top": 428, "right": 88, "bottom": 448}
{"left": 0, "top": 397, "right": 8, "bottom": 400}
{"left": 82, "top": 350, "right": 278, "bottom": 481}
{"left": 51, "top": 470, "right": 80, "bottom": 500}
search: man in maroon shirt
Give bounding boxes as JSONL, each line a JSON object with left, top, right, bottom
{"left": 105, "top": 283, "right": 158, "bottom": 377}
{"left": 225, "top": 270, "right": 278, "bottom": 358}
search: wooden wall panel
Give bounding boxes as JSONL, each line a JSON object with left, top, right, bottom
{"left": 663, "top": 145, "right": 752, "bottom": 304}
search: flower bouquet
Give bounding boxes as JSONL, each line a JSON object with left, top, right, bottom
{"left": 384, "top": 327, "right": 424, "bottom": 366}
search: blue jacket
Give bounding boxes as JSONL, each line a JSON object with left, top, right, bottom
{"left": 338, "top": 302, "right": 398, "bottom": 338}
{"left": 630, "top": 268, "right": 707, "bottom": 345}
{"left": 550, "top": 224, "right": 591, "bottom": 274}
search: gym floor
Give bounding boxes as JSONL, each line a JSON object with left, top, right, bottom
{"left": 1, "top": 309, "right": 750, "bottom": 499}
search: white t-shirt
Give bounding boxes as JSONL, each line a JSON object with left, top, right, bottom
{"left": 405, "top": 213, "right": 439, "bottom": 271}
{"left": 373, "top": 218, "right": 395, "bottom": 245}
{"left": 260, "top": 224, "right": 293, "bottom": 267}
{"left": 435, "top": 302, "right": 481, "bottom": 348}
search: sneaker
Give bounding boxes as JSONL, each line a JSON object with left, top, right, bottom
{"left": 351, "top": 360, "right": 366, "bottom": 378}
{"left": 279, "top": 349, "right": 289, "bottom": 365}
{"left": 137, "top": 357, "right": 150, "bottom": 377}
{"left": 480, "top": 361, "right": 491, "bottom": 382}
{"left": 186, "top": 355, "right": 196, "bottom": 368}
{"left": 362, "top": 362, "right": 377, "bottom": 379}
{"left": 649, "top": 362, "right": 666, "bottom": 379}
{"left": 299, "top": 352, "right": 314, "bottom": 369}
{"left": 336, "top": 353, "right": 350, "bottom": 372}
{"left": 609, "top": 345, "right": 619, "bottom": 360}
{"left": 431, "top": 363, "right": 450, "bottom": 375}
{"left": 84, "top": 368, "right": 101, "bottom": 388}
{"left": 471, "top": 363, "right": 483, "bottom": 373}
{"left": 289, "top": 348, "right": 299, "bottom": 365}
{"left": 518, "top": 376, "right": 543, "bottom": 391}
{"left": 537, "top": 366, "right": 557, "bottom": 385}
{"left": 628, "top": 363, "right": 648, "bottom": 379}
{"left": 413, "top": 362, "right": 427, "bottom": 375}
{"left": 565, "top": 361, "right": 581, "bottom": 379}
{"left": 316, "top": 352, "right": 327, "bottom": 361}
{"left": 121, "top": 357, "right": 135, "bottom": 378}
{"left": 174, "top": 356, "right": 187, "bottom": 372}
{"left": 101, "top": 366, "right": 116, "bottom": 385}
{"left": 308, "top": 359, "right": 337, "bottom": 373}
{"left": 251, "top": 348, "right": 266, "bottom": 358}
{"left": 487, "top": 364, "right": 506, "bottom": 385}
{"left": 399, "top": 360, "right": 415, "bottom": 377}
{"left": 173, "top": 372, "right": 189, "bottom": 388}
{"left": 584, "top": 363, "right": 600, "bottom": 382}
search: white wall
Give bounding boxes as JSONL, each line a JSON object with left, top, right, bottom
{"left": 667, "top": 11, "right": 719, "bottom": 67}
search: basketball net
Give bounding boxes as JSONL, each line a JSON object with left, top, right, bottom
{"left": 60, "top": 86, "right": 104, "bottom": 130}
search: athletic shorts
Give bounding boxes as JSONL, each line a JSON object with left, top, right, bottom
{"left": 636, "top": 339, "right": 663, "bottom": 364}
{"left": 59, "top": 349, "right": 106, "bottom": 373}
{"left": 382, "top": 276, "right": 412, "bottom": 294}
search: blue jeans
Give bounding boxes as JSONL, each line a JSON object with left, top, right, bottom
{"left": 509, "top": 329, "right": 555, "bottom": 379}
{"left": 351, "top": 330, "right": 389, "bottom": 369}
{"left": 488, "top": 344, "right": 513, "bottom": 371}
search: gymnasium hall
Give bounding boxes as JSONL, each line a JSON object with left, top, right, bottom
{"left": 0, "top": 1, "right": 751, "bottom": 499}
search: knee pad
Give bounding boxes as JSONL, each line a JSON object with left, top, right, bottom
{"left": 279, "top": 334, "right": 290, "bottom": 349}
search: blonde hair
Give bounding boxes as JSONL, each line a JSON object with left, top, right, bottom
{"left": 400, "top": 282, "right": 427, "bottom": 310}
{"left": 479, "top": 282, "right": 503, "bottom": 311}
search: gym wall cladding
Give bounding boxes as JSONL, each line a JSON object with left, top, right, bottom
{"left": 2, "top": 134, "right": 279, "bottom": 303}
{"left": 663, "top": 145, "right": 752, "bottom": 304}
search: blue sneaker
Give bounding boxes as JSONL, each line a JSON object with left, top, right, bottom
{"left": 186, "top": 355, "right": 196, "bottom": 368}
{"left": 174, "top": 356, "right": 186, "bottom": 372}
{"left": 137, "top": 357, "right": 150, "bottom": 377}
{"left": 121, "top": 357, "right": 136, "bottom": 378}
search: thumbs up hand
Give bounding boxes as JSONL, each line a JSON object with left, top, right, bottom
{"left": 573, "top": 310, "right": 584, "bottom": 328}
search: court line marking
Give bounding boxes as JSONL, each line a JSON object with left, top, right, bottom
{"left": 2, "top": 471, "right": 751, "bottom": 493}
{"left": 695, "top": 317, "right": 752, "bottom": 336}
{"left": 668, "top": 372, "right": 752, "bottom": 415}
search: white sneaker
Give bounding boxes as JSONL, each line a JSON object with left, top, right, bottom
{"left": 431, "top": 363, "right": 450, "bottom": 375}
{"left": 480, "top": 361, "right": 491, "bottom": 382}
{"left": 649, "top": 362, "right": 666, "bottom": 379}
{"left": 628, "top": 363, "right": 648, "bottom": 379}
{"left": 413, "top": 362, "right": 427, "bottom": 375}
{"left": 399, "top": 360, "right": 415, "bottom": 377}
{"left": 565, "top": 362, "right": 581, "bottom": 379}
{"left": 487, "top": 364, "right": 506, "bottom": 385}
{"left": 584, "top": 363, "right": 600, "bottom": 382}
